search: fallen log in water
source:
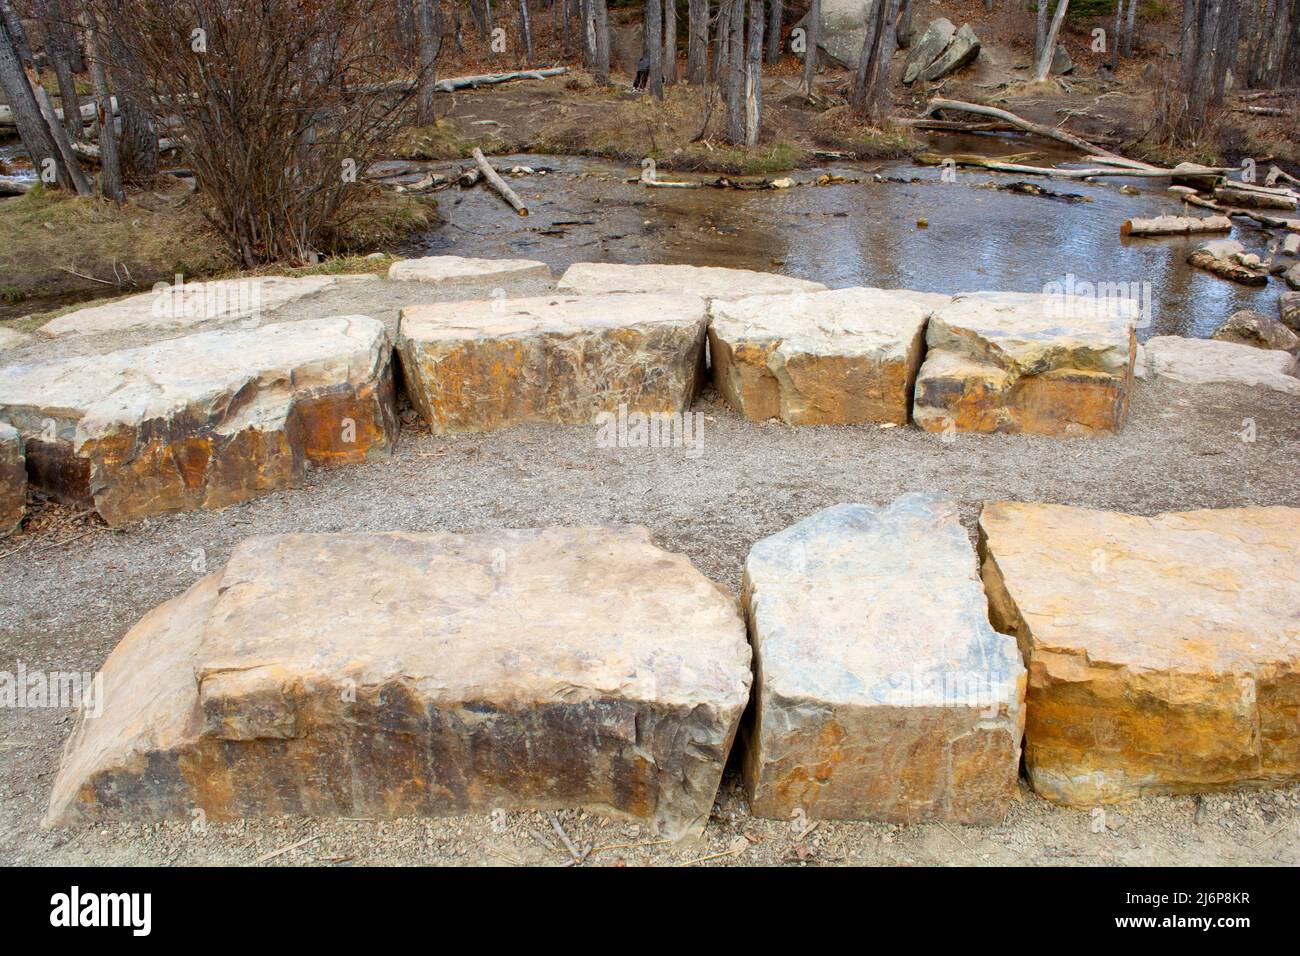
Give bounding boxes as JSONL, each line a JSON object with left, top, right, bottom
{"left": 1214, "top": 186, "right": 1298, "bottom": 211}
{"left": 1170, "top": 187, "right": 1300, "bottom": 232}
{"left": 1187, "top": 248, "right": 1270, "bottom": 286}
{"left": 916, "top": 152, "right": 1194, "bottom": 180}
{"left": 1121, "top": 214, "right": 1233, "bottom": 236}
{"left": 920, "top": 98, "right": 1159, "bottom": 172}
{"left": 472, "top": 147, "right": 528, "bottom": 215}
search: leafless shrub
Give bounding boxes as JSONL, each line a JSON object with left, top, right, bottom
{"left": 96, "top": 0, "right": 424, "bottom": 266}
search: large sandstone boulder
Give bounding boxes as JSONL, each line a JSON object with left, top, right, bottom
{"left": 0, "top": 317, "right": 397, "bottom": 525}
{"left": 1281, "top": 291, "right": 1300, "bottom": 332}
{"left": 742, "top": 495, "right": 1026, "bottom": 824}
{"left": 980, "top": 501, "right": 1300, "bottom": 805}
{"left": 1211, "top": 309, "right": 1300, "bottom": 351}
{"left": 918, "top": 24, "right": 982, "bottom": 83}
{"left": 912, "top": 291, "right": 1136, "bottom": 436}
{"left": 397, "top": 292, "right": 708, "bottom": 433}
{"left": 1143, "top": 335, "right": 1300, "bottom": 394}
{"left": 708, "top": 288, "right": 936, "bottom": 425}
{"left": 556, "top": 262, "right": 825, "bottom": 299}
{"left": 388, "top": 255, "right": 551, "bottom": 284}
{"left": 37, "top": 275, "right": 377, "bottom": 338}
{"left": 0, "top": 421, "right": 24, "bottom": 536}
{"left": 46, "top": 528, "right": 752, "bottom": 838}
{"left": 902, "top": 18, "right": 956, "bottom": 85}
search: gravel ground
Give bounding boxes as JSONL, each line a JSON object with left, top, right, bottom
{"left": 2, "top": 275, "right": 1299, "bottom": 867}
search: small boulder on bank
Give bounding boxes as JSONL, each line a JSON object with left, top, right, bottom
{"left": 1211, "top": 309, "right": 1300, "bottom": 351}
{"left": 902, "top": 18, "right": 956, "bottom": 84}
{"left": 917, "top": 23, "right": 982, "bottom": 83}
{"left": 1280, "top": 291, "right": 1300, "bottom": 331}
{"left": 1050, "top": 43, "right": 1074, "bottom": 75}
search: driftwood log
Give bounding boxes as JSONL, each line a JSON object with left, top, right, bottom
{"left": 471, "top": 147, "right": 528, "bottom": 215}
{"left": 1121, "top": 215, "right": 1233, "bottom": 236}
{"left": 1187, "top": 250, "right": 1270, "bottom": 286}
{"left": 1214, "top": 186, "right": 1298, "bottom": 211}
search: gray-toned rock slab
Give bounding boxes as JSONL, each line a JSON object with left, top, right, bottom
{"left": 37, "top": 274, "right": 377, "bottom": 337}
{"left": 557, "top": 262, "right": 826, "bottom": 299}
{"left": 397, "top": 292, "right": 709, "bottom": 434}
{"left": 0, "top": 317, "right": 397, "bottom": 525}
{"left": 919, "top": 24, "right": 981, "bottom": 82}
{"left": 0, "top": 422, "right": 24, "bottom": 536}
{"left": 795, "top": 0, "right": 875, "bottom": 68}
{"left": 912, "top": 291, "right": 1136, "bottom": 436}
{"left": 708, "top": 287, "right": 936, "bottom": 425}
{"left": 46, "top": 527, "right": 752, "bottom": 838}
{"left": 1144, "top": 335, "right": 1300, "bottom": 394}
{"left": 902, "top": 18, "right": 956, "bottom": 84}
{"left": 741, "top": 495, "right": 1026, "bottom": 824}
{"left": 387, "top": 255, "right": 551, "bottom": 284}
{"left": 1212, "top": 308, "right": 1300, "bottom": 351}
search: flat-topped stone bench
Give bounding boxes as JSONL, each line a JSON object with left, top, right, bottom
{"left": 0, "top": 421, "right": 23, "bottom": 536}
{"left": 0, "top": 316, "right": 396, "bottom": 525}
{"left": 387, "top": 255, "right": 551, "bottom": 284}
{"left": 741, "top": 494, "right": 1026, "bottom": 824}
{"left": 557, "top": 262, "right": 827, "bottom": 298}
{"left": 1142, "top": 335, "right": 1300, "bottom": 394}
{"left": 37, "top": 274, "right": 377, "bottom": 338}
{"left": 45, "top": 527, "right": 753, "bottom": 839}
{"left": 397, "top": 292, "right": 709, "bottom": 433}
{"left": 913, "top": 291, "right": 1136, "bottom": 436}
{"left": 709, "top": 287, "right": 945, "bottom": 425}
{"left": 979, "top": 500, "right": 1300, "bottom": 805}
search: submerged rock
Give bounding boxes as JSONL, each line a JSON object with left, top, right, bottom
{"left": 742, "top": 495, "right": 1026, "bottom": 824}
{"left": 46, "top": 527, "right": 752, "bottom": 838}
{"left": 0, "top": 317, "right": 397, "bottom": 525}
{"left": 980, "top": 500, "right": 1300, "bottom": 805}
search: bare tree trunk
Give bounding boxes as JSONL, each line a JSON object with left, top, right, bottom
{"left": 1033, "top": 0, "right": 1069, "bottom": 81}
{"left": 646, "top": 0, "right": 664, "bottom": 98}
{"left": 744, "top": 0, "right": 763, "bottom": 144}
{"left": 851, "top": 0, "right": 899, "bottom": 122}
{"left": 713, "top": 0, "right": 733, "bottom": 82}
{"left": 803, "top": 0, "right": 820, "bottom": 94}
{"left": 1122, "top": 0, "right": 1138, "bottom": 56}
{"left": 1035, "top": 0, "right": 1048, "bottom": 64}
{"left": 484, "top": 0, "right": 496, "bottom": 56}
{"left": 581, "top": 0, "right": 595, "bottom": 65}
{"left": 397, "top": 0, "right": 417, "bottom": 64}
{"left": 40, "top": 0, "right": 81, "bottom": 140}
{"left": 725, "top": 0, "right": 744, "bottom": 142}
{"left": 1110, "top": 0, "right": 1123, "bottom": 68}
{"left": 766, "top": 0, "right": 783, "bottom": 64}
{"left": 687, "top": 0, "right": 709, "bottom": 83}
{"left": 664, "top": 0, "right": 678, "bottom": 84}
{"left": 82, "top": 10, "right": 122, "bottom": 204}
{"left": 593, "top": 0, "right": 610, "bottom": 83}
{"left": 561, "top": 0, "right": 571, "bottom": 54}
{"left": 0, "top": 0, "right": 89, "bottom": 193}
{"left": 519, "top": 0, "right": 534, "bottom": 63}
{"left": 415, "top": 0, "right": 441, "bottom": 124}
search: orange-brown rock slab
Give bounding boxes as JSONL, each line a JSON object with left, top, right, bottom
{"left": 978, "top": 500, "right": 1300, "bottom": 805}
{"left": 708, "top": 288, "right": 940, "bottom": 425}
{"left": 396, "top": 293, "right": 709, "bottom": 434}
{"left": 741, "top": 495, "right": 1026, "bottom": 824}
{"left": 46, "top": 528, "right": 752, "bottom": 839}
{"left": 0, "top": 317, "right": 397, "bottom": 525}
{"left": 913, "top": 292, "right": 1136, "bottom": 436}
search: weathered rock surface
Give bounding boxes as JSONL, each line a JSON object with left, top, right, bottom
{"left": 556, "top": 262, "right": 825, "bottom": 299}
{"left": 742, "top": 495, "right": 1026, "bottom": 824}
{"left": 0, "top": 422, "right": 24, "bottom": 536}
{"left": 912, "top": 291, "right": 1136, "bottom": 436}
{"left": 0, "top": 317, "right": 397, "bottom": 525}
{"left": 709, "top": 287, "right": 935, "bottom": 425}
{"left": 37, "top": 275, "right": 377, "bottom": 337}
{"left": 397, "top": 292, "right": 709, "bottom": 433}
{"left": 902, "top": 18, "right": 956, "bottom": 84}
{"left": 46, "top": 527, "right": 752, "bottom": 837}
{"left": 1211, "top": 308, "right": 1300, "bottom": 351}
{"left": 1143, "top": 335, "right": 1300, "bottom": 394}
{"left": 1281, "top": 291, "right": 1300, "bottom": 332}
{"left": 1050, "top": 43, "right": 1074, "bottom": 75}
{"left": 0, "top": 327, "right": 30, "bottom": 353}
{"left": 794, "top": 0, "right": 874, "bottom": 68}
{"left": 919, "top": 24, "right": 982, "bottom": 82}
{"left": 388, "top": 255, "right": 551, "bottom": 284}
{"left": 979, "top": 500, "right": 1300, "bottom": 805}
